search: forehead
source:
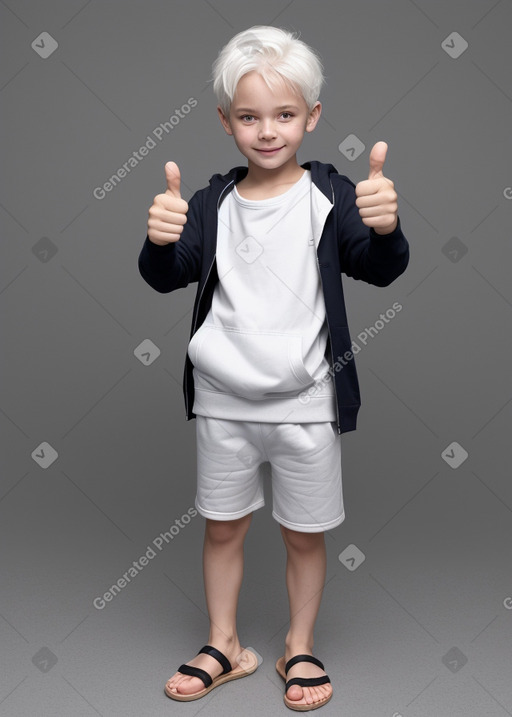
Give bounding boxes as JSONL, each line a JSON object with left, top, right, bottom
{"left": 232, "top": 71, "right": 305, "bottom": 109}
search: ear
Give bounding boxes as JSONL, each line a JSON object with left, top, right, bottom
{"left": 305, "top": 101, "right": 322, "bottom": 133}
{"left": 217, "top": 106, "right": 233, "bottom": 136}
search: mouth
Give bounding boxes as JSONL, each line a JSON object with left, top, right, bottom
{"left": 255, "top": 146, "right": 284, "bottom": 154}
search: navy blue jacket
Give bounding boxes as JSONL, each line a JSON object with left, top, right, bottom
{"left": 138, "top": 160, "right": 409, "bottom": 434}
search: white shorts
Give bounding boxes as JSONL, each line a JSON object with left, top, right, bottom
{"left": 194, "top": 415, "right": 345, "bottom": 533}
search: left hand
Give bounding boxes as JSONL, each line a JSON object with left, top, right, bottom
{"left": 355, "top": 141, "right": 398, "bottom": 234}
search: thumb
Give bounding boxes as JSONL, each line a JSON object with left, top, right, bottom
{"left": 368, "top": 141, "right": 388, "bottom": 180}
{"left": 165, "top": 161, "right": 181, "bottom": 198}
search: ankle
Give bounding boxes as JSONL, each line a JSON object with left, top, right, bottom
{"left": 285, "top": 637, "right": 314, "bottom": 656}
{"left": 208, "top": 632, "right": 240, "bottom": 648}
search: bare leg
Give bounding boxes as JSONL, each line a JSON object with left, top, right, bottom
{"left": 166, "top": 513, "right": 252, "bottom": 695}
{"left": 280, "top": 525, "right": 333, "bottom": 707}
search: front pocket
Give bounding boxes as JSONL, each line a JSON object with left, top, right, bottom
{"left": 187, "top": 323, "right": 316, "bottom": 399}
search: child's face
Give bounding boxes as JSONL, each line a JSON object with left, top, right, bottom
{"left": 217, "top": 71, "right": 321, "bottom": 173}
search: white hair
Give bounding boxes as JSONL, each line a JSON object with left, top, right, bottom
{"left": 211, "top": 25, "right": 325, "bottom": 117}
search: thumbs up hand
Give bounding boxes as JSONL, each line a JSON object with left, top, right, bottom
{"left": 355, "top": 142, "right": 398, "bottom": 235}
{"left": 147, "top": 161, "right": 189, "bottom": 245}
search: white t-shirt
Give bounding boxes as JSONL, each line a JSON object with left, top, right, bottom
{"left": 187, "top": 168, "right": 336, "bottom": 423}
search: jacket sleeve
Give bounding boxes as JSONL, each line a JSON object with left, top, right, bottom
{"left": 335, "top": 175, "right": 410, "bottom": 287}
{"left": 137, "top": 188, "right": 204, "bottom": 293}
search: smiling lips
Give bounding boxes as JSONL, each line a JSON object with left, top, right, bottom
{"left": 256, "top": 146, "right": 283, "bottom": 153}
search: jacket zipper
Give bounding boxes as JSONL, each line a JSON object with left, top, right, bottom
{"left": 185, "top": 180, "right": 234, "bottom": 418}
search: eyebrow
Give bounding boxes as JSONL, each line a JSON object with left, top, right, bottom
{"left": 234, "top": 105, "right": 300, "bottom": 112}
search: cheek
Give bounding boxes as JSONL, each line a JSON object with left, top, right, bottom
{"left": 285, "top": 123, "right": 306, "bottom": 140}
{"left": 233, "top": 129, "right": 253, "bottom": 145}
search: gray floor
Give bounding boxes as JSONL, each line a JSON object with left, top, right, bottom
{"left": 2, "top": 437, "right": 511, "bottom": 717}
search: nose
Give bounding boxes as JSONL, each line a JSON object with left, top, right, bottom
{"left": 258, "top": 119, "right": 277, "bottom": 139}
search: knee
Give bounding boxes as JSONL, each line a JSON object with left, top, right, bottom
{"left": 280, "top": 525, "right": 324, "bottom": 552}
{"left": 206, "top": 514, "right": 252, "bottom": 545}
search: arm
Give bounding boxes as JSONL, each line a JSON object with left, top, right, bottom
{"left": 336, "top": 177, "right": 409, "bottom": 287}
{"left": 138, "top": 164, "right": 204, "bottom": 293}
{"left": 336, "top": 141, "right": 409, "bottom": 287}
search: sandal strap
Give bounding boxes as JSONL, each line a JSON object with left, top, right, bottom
{"left": 286, "top": 675, "right": 331, "bottom": 690}
{"left": 176, "top": 663, "right": 212, "bottom": 688}
{"left": 175, "top": 644, "right": 233, "bottom": 688}
{"left": 197, "top": 644, "right": 232, "bottom": 674}
{"left": 285, "top": 654, "right": 325, "bottom": 673}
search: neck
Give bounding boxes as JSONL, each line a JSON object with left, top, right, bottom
{"left": 244, "top": 156, "right": 303, "bottom": 187}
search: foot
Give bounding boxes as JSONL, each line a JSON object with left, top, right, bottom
{"left": 165, "top": 637, "right": 246, "bottom": 696}
{"left": 283, "top": 648, "right": 333, "bottom": 708}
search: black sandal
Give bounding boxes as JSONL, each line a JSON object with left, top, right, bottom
{"left": 165, "top": 644, "right": 258, "bottom": 701}
{"left": 276, "top": 654, "right": 332, "bottom": 711}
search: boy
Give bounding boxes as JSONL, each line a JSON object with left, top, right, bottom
{"left": 138, "top": 25, "right": 409, "bottom": 711}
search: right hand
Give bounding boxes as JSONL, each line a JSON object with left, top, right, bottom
{"left": 147, "top": 161, "right": 189, "bottom": 245}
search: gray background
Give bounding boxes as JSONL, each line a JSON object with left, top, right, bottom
{"left": 1, "top": 1, "right": 511, "bottom": 715}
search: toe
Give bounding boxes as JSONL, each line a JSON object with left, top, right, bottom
{"left": 286, "top": 684, "right": 306, "bottom": 703}
{"left": 305, "top": 687, "right": 316, "bottom": 705}
{"left": 286, "top": 682, "right": 331, "bottom": 706}
{"left": 315, "top": 683, "right": 332, "bottom": 703}
{"left": 174, "top": 676, "right": 204, "bottom": 695}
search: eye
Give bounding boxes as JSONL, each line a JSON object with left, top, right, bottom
{"left": 281, "top": 112, "right": 294, "bottom": 119}
{"left": 240, "top": 115, "right": 254, "bottom": 122}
